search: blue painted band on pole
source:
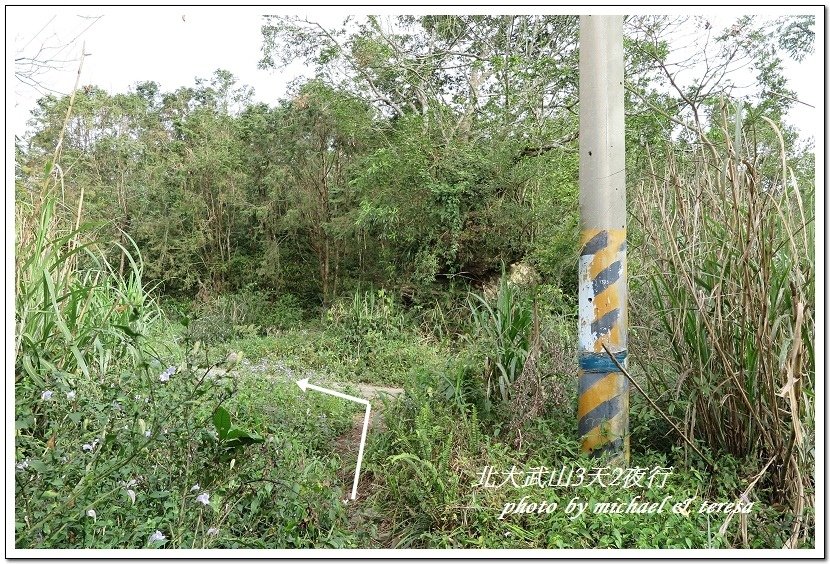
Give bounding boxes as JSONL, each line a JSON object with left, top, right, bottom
{"left": 578, "top": 350, "right": 628, "bottom": 373}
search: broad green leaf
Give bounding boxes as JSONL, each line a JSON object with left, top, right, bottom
{"left": 213, "top": 406, "right": 231, "bottom": 440}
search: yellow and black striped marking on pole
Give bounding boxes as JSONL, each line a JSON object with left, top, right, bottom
{"left": 578, "top": 227, "right": 629, "bottom": 462}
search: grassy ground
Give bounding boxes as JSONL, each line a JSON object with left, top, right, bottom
{"left": 14, "top": 259, "right": 812, "bottom": 550}
{"left": 160, "top": 315, "right": 811, "bottom": 550}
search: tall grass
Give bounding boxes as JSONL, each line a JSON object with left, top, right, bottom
{"left": 15, "top": 191, "right": 160, "bottom": 388}
{"left": 325, "top": 288, "right": 405, "bottom": 342}
{"left": 468, "top": 276, "right": 532, "bottom": 407}
{"left": 634, "top": 104, "right": 814, "bottom": 547}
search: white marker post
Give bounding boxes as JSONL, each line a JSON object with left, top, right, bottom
{"left": 296, "top": 378, "right": 371, "bottom": 500}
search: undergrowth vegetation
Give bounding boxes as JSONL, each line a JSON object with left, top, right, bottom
{"left": 365, "top": 365, "right": 803, "bottom": 548}
{"left": 14, "top": 191, "right": 360, "bottom": 548}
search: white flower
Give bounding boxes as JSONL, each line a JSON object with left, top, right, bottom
{"left": 190, "top": 484, "right": 200, "bottom": 492}
{"left": 159, "top": 366, "right": 176, "bottom": 382}
{"left": 41, "top": 390, "right": 53, "bottom": 400}
{"left": 86, "top": 509, "right": 96, "bottom": 520}
{"left": 16, "top": 460, "right": 29, "bottom": 471}
{"left": 196, "top": 492, "right": 210, "bottom": 505}
{"left": 82, "top": 438, "right": 101, "bottom": 452}
{"left": 207, "top": 527, "right": 219, "bottom": 537}
{"left": 127, "top": 489, "right": 136, "bottom": 504}
{"left": 144, "top": 429, "right": 152, "bottom": 438}
{"left": 149, "top": 530, "right": 166, "bottom": 543}
{"left": 66, "top": 390, "right": 76, "bottom": 400}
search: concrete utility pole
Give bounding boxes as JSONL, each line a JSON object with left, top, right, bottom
{"left": 577, "top": 15, "right": 629, "bottom": 463}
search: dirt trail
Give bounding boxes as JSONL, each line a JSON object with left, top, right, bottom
{"left": 332, "top": 386, "right": 402, "bottom": 546}
{"left": 206, "top": 359, "right": 405, "bottom": 399}
{"left": 231, "top": 356, "right": 404, "bottom": 485}
{"left": 208, "top": 356, "right": 401, "bottom": 545}
{"left": 333, "top": 383, "right": 403, "bottom": 478}
{"left": 231, "top": 356, "right": 404, "bottom": 478}
{"left": 354, "top": 382, "right": 404, "bottom": 400}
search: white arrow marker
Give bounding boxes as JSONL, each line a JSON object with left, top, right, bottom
{"left": 297, "top": 378, "right": 371, "bottom": 500}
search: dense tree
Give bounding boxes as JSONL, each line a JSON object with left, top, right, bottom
{"left": 272, "top": 81, "right": 377, "bottom": 305}
{"left": 16, "top": 13, "right": 814, "bottom": 308}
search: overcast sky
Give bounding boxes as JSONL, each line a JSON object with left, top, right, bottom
{"left": 7, "top": 6, "right": 822, "bottom": 141}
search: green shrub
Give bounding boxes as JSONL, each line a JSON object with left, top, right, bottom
{"left": 15, "top": 193, "right": 355, "bottom": 548}
{"left": 365, "top": 364, "right": 491, "bottom": 547}
{"left": 269, "top": 293, "right": 305, "bottom": 329}
{"left": 15, "top": 348, "right": 358, "bottom": 548}
{"left": 367, "top": 371, "right": 793, "bottom": 549}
